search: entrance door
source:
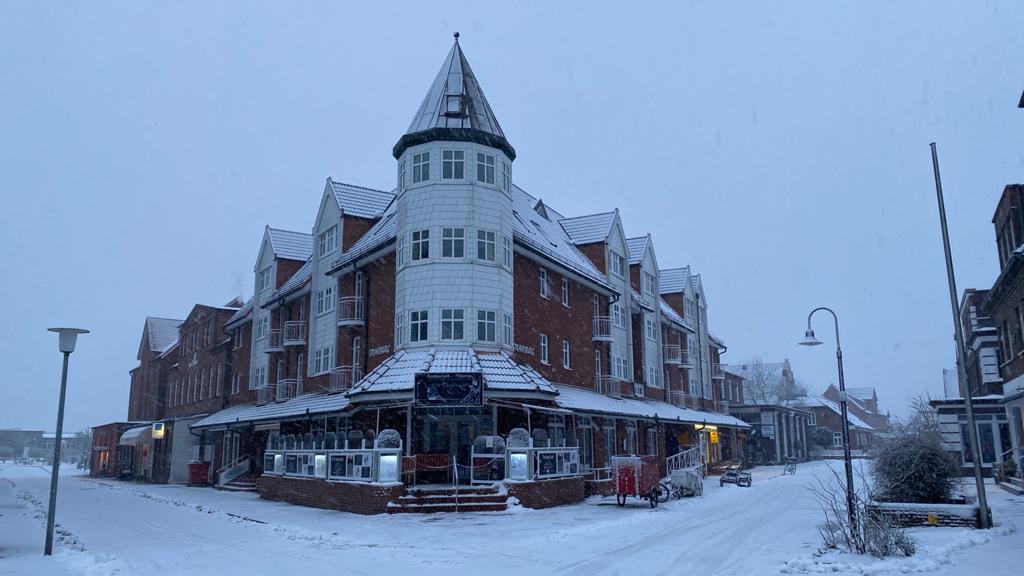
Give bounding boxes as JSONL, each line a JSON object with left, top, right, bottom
{"left": 452, "top": 419, "right": 481, "bottom": 484}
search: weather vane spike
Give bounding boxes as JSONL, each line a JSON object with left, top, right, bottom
{"left": 454, "top": 31, "right": 460, "bottom": 42}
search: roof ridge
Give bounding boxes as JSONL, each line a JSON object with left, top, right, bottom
{"left": 329, "top": 179, "right": 395, "bottom": 196}
{"left": 267, "top": 227, "right": 312, "bottom": 236}
{"left": 557, "top": 210, "right": 616, "bottom": 222}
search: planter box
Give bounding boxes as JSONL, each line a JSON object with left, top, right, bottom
{"left": 866, "top": 501, "right": 991, "bottom": 528}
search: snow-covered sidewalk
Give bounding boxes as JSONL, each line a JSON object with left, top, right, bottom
{"left": 0, "top": 460, "right": 1019, "bottom": 575}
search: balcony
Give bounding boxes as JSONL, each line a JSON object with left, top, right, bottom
{"left": 276, "top": 378, "right": 301, "bottom": 402}
{"left": 596, "top": 375, "right": 620, "bottom": 398}
{"left": 712, "top": 363, "right": 725, "bottom": 379}
{"left": 337, "top": 297, "right": 366, "bottom": 327}
{"left": 663, "top": 345, "right": 682, "bottom": 365}
{"left": 592, "top": 316, "right": 613, "bottom": 341}
{"left": 684, "top": 393, "right": 700, "bottom": 410}
{"left": 264, "top": 329, "right": 284, "bottom": 353}
{"left": 328, "top": 365, "right": 364, "bottom": 394}
{"left": 716, "top": 400, "right": 730, "bottom": 414}
{"left": 633, "top": 383, "right": 645, "bottom": 398}
{"left": 283, "top": 321, "right": 306, "bottom": 346}
{"left": 670, "top": 390, "right": 686, "bottom": 408}
{"left": 680, "top": 351, "right": 694, "bottom": 368}
{"left": 256, "top": 385, "right": 275, "bottom": 405}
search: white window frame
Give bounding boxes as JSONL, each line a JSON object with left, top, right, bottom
{"left": 476, "top": 152, "right": 495, "bottom": 184}
{"left": 397, "top": 234, "right": 407, "bottom": 267}
{"left": 540, "top": 334, "right": 549, "bottom": 365}
{"left": 398, "top": 160, "right": 406, "bottom": 192}
{"left": 412, "top": 152, "right": 430, "bottom": 183}
{"left": 610, "top": 252, "right": 624, "bottom": 278}
{"left": 442, "top": 150, "right": 465, "bottom": 180}
{"left": 613, "top": 304, "right": 626, "bottom": 328}
{"left": 562, "top": 340, "right": 571, "bottom": 369}
{"left": 502, "top": 236, "right": 512, "bottom": 267}
{"left": 441, "top": 309, "right": 465, "bottom": 341}
{"left": 411, "top": 229, "right": 430, "bottom": 261}
{"left": 410, "top": 310, "right": 428, "bottom": 342}
{"left": 502, "top": 161, "right": 511, "bottom": 192}
{"left": 561, "top": 277, "right": 570, "bottom": 307}
{"left": 643, "top": 272, "right": 657, "bottom": 296}
{"left": 477, "top": 230, "right": 496, "bottom": 261}
{"left": 259, "top": 267, "right": 272, "bottom": 291}
{"left": 318, "top": 225, "right": 337, "bottom": 257}
{"left": 442, "top": 227, "right": 465, "bottom": 258}
{"left": 316, "top": 285, "right": 335, "bottom": 316}
{"left": 645, "top": 317, "right": 657, "bottom": 341}
{"left": 503, "top": 313, "right": 513, "bottom": 345}
{"left": 477, "top": 310, "right": 497, "bottom": 342}
{"left": 539, "top": 268, "right": 549, "bottom": 299}
{"left": 395, "top": 313, "right": 405, "bottom": 347}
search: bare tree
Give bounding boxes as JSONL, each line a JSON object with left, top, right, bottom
{"left": 741, "top": 357, "right": 805, "bottom": 403}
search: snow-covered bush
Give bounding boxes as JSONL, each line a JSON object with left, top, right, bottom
{"left": 872, "top": 432, "right": 960, "bottom": 504}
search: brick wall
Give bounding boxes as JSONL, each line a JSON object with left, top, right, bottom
{"left": 577, "top": 242, "right": 607, "bottom": 274}
{"left": 506, "top": 476, "right": 585, "bottom": 509}
{"left": 258, "top": 475, "right": 404, "bottom": 515}
{"left": 228, "top": 318, "right": 255, "bottom": 406}
{"left": 165, "top": 305, "right": 234, "bottom": 419}
{"left": 866, "top": 502, "right": 987, "bottom": 528}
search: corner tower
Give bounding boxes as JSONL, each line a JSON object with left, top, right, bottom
{"left": 392, "top": 34, "right": 516, "bottom": 352}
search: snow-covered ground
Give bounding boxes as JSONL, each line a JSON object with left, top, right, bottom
{"left": 0, "top": 460, "right": 1020, "bottom": 575}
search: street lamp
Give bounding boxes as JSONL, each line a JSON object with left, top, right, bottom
{"left": 799, "top": 308, "right": 857, "bottom": 532}
{"left": 44, "top": 327, "right": 88, "bottom": 556}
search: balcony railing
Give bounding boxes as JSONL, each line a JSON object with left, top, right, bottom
{"left": 265, "top": 329, "right": 284, "bottom": 352}
{"left": 592, "top": 316, "right": 613, "bottom": 341}
{"left": 337, "top": 297, "right": 366, "bottom": 327}
{"left": 680, "top": 351, "right": 694, "bottom": 368}
{"left": 716, "top": 400, "right": 730, "bottom": 414}
{"left": 256, "top": 385, "right": 275, "bottom": 405}
{"left": 329, "top": 366, "right": 364, "bottom": 394}
{"left": 684, "top": 393, "right": 700, "bottom": 410}
{"left": 712, "top": 363, "right": 725, "bottom": 379}
{"left": 283, "top": 321, "right": 306, "bottom": 346}
{"left": 670, "top": 390, "right": 686, "bottom": 408}
{"left": 276, "top": 378, "right": 301, "bottom": 402}
{"left": 663, "top": 345, "right": 682, "bottom": 365}
{"left": 595, "top": 375, "right": 620, "bottom": 398}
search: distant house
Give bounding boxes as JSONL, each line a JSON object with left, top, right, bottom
{"left": 822, "top": 385, "right": 891, "bottom": 434}
{"left": 785, "top": 396, "right": 875, "bottom": 454}
{"left": 0, "top": 429, "right": 44, "bottom": 460}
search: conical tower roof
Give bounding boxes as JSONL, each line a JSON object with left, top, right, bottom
{"left": 393, "top": 34, "right": 515, "bottom": 160}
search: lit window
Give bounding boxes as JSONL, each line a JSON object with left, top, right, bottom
{"left": 318, "top": 225, "right": 337, "bottom": 257}
{"left": 477, "top": 230, "right": 496, "bottom": 261}
{"left": 561, "top": 277, "right": 570, "bottom": 307}
{"left": 540, "top": 334, "right": 549, "bottom": 364}
{"left": 411, "top": 229, "right": 430, "bottom": 261}
{"left": 442, "top": 150, "right": 465, "bottom": 179}
{"left": 539, "top": 268, "right": 549, "bottom": 298}
{"left": 441, "top": 309, "right": 465, "bottom": 340}
{"left": 412, "top": 152, "right": 430, "bottom": 183}
{"left": 442, "top": 227, "right": 465, "bottom": 258}
{"left": 477, "top": 310, "right": 496, "bottom": 342}
{"left": 562, "top": 340, "right": 571, "bottom": 369}
{"left": 476, "top": 153, "right": 495, "bottom": 184}
{"left": 410, "top": 310, "right": 428, "bottom": 342}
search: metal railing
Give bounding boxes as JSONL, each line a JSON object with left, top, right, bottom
{"left": 596, "top": 375, "right": 620, "bottom": 398}
{"left": 276, "top": 378, "right": 300, "bottom": 402}
{"left": 592, "top": 316, "right": 613, "bottom": 341}
{"left": 283, "top": 321, "right": 306, "bottom": 345}
{"left": 256, "top": 385, "right": 275, "bottom": 405}
{"left": 712, "top": 363, "right": 725, "bottom": 379}
{"left": 507, "top": 446, "right": 581, "bottom": 481}
{"left": 215, "top": 456, "right": 250, "bottom": 486}
{"left": 337, "top": 297, "right": 366, "bottom": 326}
{"left": 680, "top": 351, "right": 694, "bottom": 367}
{"left": 666, "top": 445, "right": 704, "bottom": 476}
{"left": 265, "top": 329, "right": 284, "bottom": 352}
{"left": 684, "top": 393, "right": 701, "bottom": 410}
{"left": 670, "top": 390, "right": 687, "bottom": 408}
{"left": 716, "top": 400, "right": 730, "bottom": 413}
{"left": 663, "top": 345, "right": 682, "bottom": 365}
{"left": 328, "top": 366, "right": 364, "bottom": 394}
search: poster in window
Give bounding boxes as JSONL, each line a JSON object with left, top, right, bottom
{"left": 538, "top": 452, "right": 557, "bottom": 476}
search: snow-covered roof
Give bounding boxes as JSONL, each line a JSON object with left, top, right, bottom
{"left": 630, "top": 289, "right": 654, "bottom": 312}
{"left": 267, "top": 228, "right": 313, "bottom": 262}
{"left": 785, "top": 396, "right": 874, "bottom": 430}
{"left": 659, "top": 267, "right": 691, "bottom": 294}
{"left": 225, "top": 299, "right": 253, "bottom": 327}
{"left": 626, "top": 236, "right": 648, "bottom": 264}
{"left": 191, "top": 392, "right": 353, "bottom": 429}
{"left": 554, "top": 385, "right": 750, "bottom": 428}
{"left": 265, "top": 258, "right": 313, "bottom": 305}
{"left": 349, "top": 348, "right": 557, "bottom": 396}
{"left": 558, "top": 211, "right": 616, "bottom": 245}
{"left": 331, "top": 202, "right": 399, "bottom": 272}
{"left": 145, "top": 317, "right": 182, "bottom": 354}
{"left": 395, "top": 36, "right": 513, "bottom": 160}
{"left": 846, "top": 387, "right": 876, "bottom": 402}
{"left": 659, "top": 299, "right": 692, "bottom": 331}
{"left": 329, "top": 179, "right": 395, "bottom": 220}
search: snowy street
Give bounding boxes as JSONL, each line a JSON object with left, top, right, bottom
{"left": 1, "top": 461, "right": 1021, "bottom": 575}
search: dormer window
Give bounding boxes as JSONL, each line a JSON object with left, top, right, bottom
{"left": 445, "top": 94, "right": 464, "bottom": 117}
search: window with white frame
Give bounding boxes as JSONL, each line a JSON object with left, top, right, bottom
{"left": 395, "top": 313, "right": 405, "bottom": 347}
{"left": 441, "top": 227, "right": 465, "bottom": 258}
{"left": 477, "top": 230, "right": 496, "bottom": 261}
{"left": 643, "top": 272, "right": 657, "bottom": 296}
{"left": 503, "top": 313, "right": 513, "bottom": 344}
{"left": 318, "top": 225, "right": 337, "bottom": 257}
{"left": 442, "top": 150, "right": 465, "bottom": 179}
{"left": 316, "top": 285, "right": 335, "bottom": 315}
{"left": 411, "top": 229, "right": 429, "bottom": 260}
{"left": 645, "top": 316, "right": 657, "bottom": 341}
{"left": 441, "top": 309, "right": 465, "bottom": 340}
{"left": 397, "top": 234, "right": 407, "bottom": 267}
{"left": 476, "top": 152, "right": 495, "bottom": 184}
{"left": 562, "top": 340, "right": 571, "bottom": 369}
{"left": 502, "top": 162, "right": 511, "bottom": 192}
{"left": 561, "top": 277, "right": 570, "bottom": 307}
{"left": 477, "top": 310, "right": 496, "bottom": 342}
{"left": 647, "top": 365, "right": 660, "bottom": 388}
{"left": 540, "top": 334, "right": 549, "bottom": 364}
{"left": 645, "top": 425, "right": 658, "bottom": 456}
{"left": 603, "top": 424, "right": 617, "bottom": 460}
{"left": 548, "top": 414, "right": 565, "bottom": 447}
{"left": 833, "top": 432, "right": 843, "bottom": 448}
{"left": 613, "top": 304, "right": 626, "bottom": 328}
{"left": 808, "top": 412, "right": 816, "bottom": 426}
{"left": 313, "top": 346, "right": 334, "bottom": 375}
{"left": 410, "top": 310, "right": 428, "bottom": 342}
{"left": 614, "top": 356, "right": 629, "bottom": 380}
{"left": 352, "top": 337, "right": 361, "bottom": 371}
{"left": 412, "top": 152, "right": 430, "bottom": 183}
{"left": 254, "top": 366, "right": 266, "bottom": 389}
{"left": 502, "top": 236, "right": 512, "bottom": 267}
{"left": 398, "top": 160, "right": 406, "bottom": 192}
{"left": 624, "top": 421, "right": 638, "bottom": 455}
{"left": 259, "top": 267, "right": 272, "bottom": 291}
{"left": 232, "top": 372, "right": 240, "bottom": 395}
{"left": 256, "top": 314, "right": 269, "bottom": 339}
{"left": 539, "top": 268, "right": 549, "bottom": 298}
{"left": 610, "top": 252, "right": 625, "bottom": 278}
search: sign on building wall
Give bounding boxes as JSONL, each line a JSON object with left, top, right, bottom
{"left": 414, "top": 373, "right": 483, "bottom": 407}
{"left": 709, "top": 430, "right": 719, "bottom": 444}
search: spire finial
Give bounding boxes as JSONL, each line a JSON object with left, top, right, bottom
{"left": 453, "top": 31, "right": 460, "bottom": 43}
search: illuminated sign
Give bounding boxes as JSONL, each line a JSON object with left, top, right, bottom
{"left": 152, "top": 422, "right": 165, "bottom": 440}
{"left": 709, "top": 430, "right": 719, "bottom": 444}
{"left": 414, "top": 373, "right": 483, "bottom": 407}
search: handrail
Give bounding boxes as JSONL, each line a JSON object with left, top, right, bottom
{"left": 214, "top": 454, "right": 248, "bottom": 477}
{"left": 216, "top": 455, "right": 250, "bottom": 486}
{"left": 666, "top": 445, "right": 704, "bottom": 477}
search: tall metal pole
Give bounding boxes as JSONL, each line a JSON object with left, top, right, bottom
{"left": 44, "top": 351, "right": 71, "bottom": 555}
{"left": 808, "top": 307, "right": 857, "bottom": 531}
{"left": 930, "top": 142, "right": 990, "bottom": 529}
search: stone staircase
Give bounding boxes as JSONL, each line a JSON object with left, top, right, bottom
{"left": 218, "top": 472, "right": 259, "bottom": 493}
{"left": 998, "top": 476, "right": 1024, "bottom": 496}
{"left": 387, "top": 484, "right": 508, "bottom": 514}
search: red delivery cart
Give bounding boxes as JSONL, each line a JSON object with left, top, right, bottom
{"left": 611, "top": 455, "right": 664, "bottom": 508}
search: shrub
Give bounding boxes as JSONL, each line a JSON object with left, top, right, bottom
{"left": 873, "top": 433, "right": 960, "bottom": 504}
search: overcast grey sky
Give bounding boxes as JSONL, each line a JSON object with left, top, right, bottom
{"left": 1, "top": 2, "right": 1021, "bottom": 433}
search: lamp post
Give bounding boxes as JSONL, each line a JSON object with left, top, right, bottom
{"left": 799, "top": 308, "right": 857, "bottom": 531}
{"left": 44, "top": 327, "right": 88, "bottom": 556}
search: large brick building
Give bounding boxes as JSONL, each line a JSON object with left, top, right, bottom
{"left": 98, "top": 37, "right": 750, "bottom": 513}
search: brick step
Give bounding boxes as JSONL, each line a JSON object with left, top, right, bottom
{"left": 1009, "top": 476, "right": 1024, "bottom": 488}
{"left": 998, "top": 481, "right": 1024, "bottom": 496}
{"left": 396, "top": 493, "right": 508, "bottom": 505}
{"left": 405, "top": 486, "right": 498, "bottom": 497}
{"left": 220, "top": 484, "right": 258, "bottom": 493}
{"left": 387, "top": 501, "right": 508, "bottom": 514}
